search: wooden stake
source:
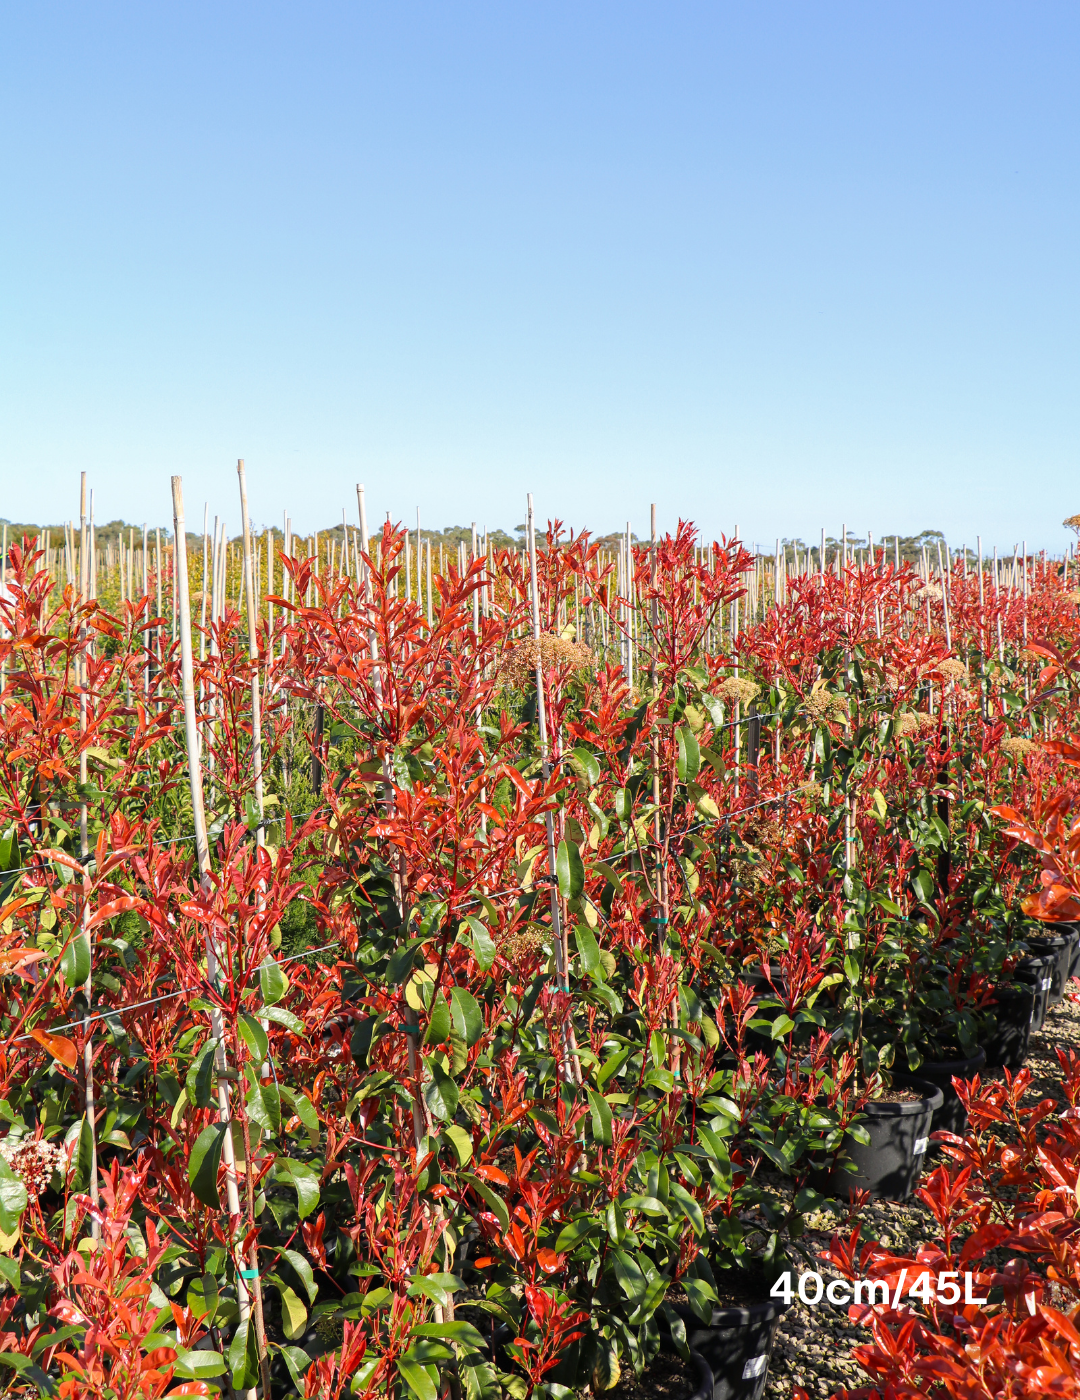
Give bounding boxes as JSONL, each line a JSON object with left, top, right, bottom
{"left": 527, "top": 495, "right": 581, "bottom": 1085}
{"left": 171, "top": 477, "right": 258, "bottom": 1400}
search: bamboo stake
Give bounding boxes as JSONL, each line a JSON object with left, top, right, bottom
{"left": 526, "top": 495, "right": 581, "bottom": 1085}
{"left": 76, "top": 476, "right": 99, "bottom": 1236}
{"left": 171, "top": 477, "right": 258, "bottom": 1400}
{"left": 235, "top": 462, "right": 272, "bottom": 1394}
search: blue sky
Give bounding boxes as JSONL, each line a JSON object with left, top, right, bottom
{"left": 1, "top": 3, "right": 1077, "bottom": 551}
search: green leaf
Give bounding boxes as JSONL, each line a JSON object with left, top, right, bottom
{"left": 464, "top": 918, "right": 496, "bottom": 972}
{"left": 669, "top": 1181, "right": 705, "bottom": 1237}
{"left": 412, "top": 1320, "right": 488, "bottom": 1351}
{"left": 424, "top": 992, "right": 452, "bottom": 1046}
{"left": 275, "top": 1281, "right": 308, "bottom": 1340}
{"left": 593, "top": 859, "right": 624, "bottom": 893}
{"left": 237, "top": 1013, "right": 269, "bottom": 1064}
{"left": 682, "top": 1274, "right": 718, "bottom": 1322}
{"left": 442, "top": 1124, "right": 474, "bottom": 1167}
{"left": 612, "top": 1250, "right": 648, "bottom": 1309}
{"left": 407, "top": 1273, "right": 462, "bottom": 1307}
{"left": 424, "top": 1061, "right": 459, "bottom": 1121}
{"left": 275, "top": 1158, "right": 321, "bottom": 1219}
{"left": 596, "top": 1046, "right": 629, "bottom": 1090}
{"left": 570, "top": 747, "right": 601, "bottom": 786}
{"left": 463, "top": 1362, "right": 500, "bottom": 1400}
{"left": 0, "top": 1257, "right": 19, "bottom": 1293}
{"left": 281, "top": 1248, "right": 318, "bottom": 1304}
{"left": 554, "top": 1216, "right": 597, "bottom": 1253}
{"left": 247, "top": 1081, "right": 281, "bottom": 1135}
{"left": 173, "top": 1349, "right": 227, "bottom": 1379}
{"left": 263, "top": 1005, "right": 305, "bottom": 1034}
{"left": 187, "top": 1124, "right": 227, "bottom": 1210}
{"left": 186, "top": 1271, "right": 219, "bottom": 1322}
{"left": 279, "top": 1345, "right": 312, "bottom": 1390}
{"left": 387, "top": 937, "right": 425, "bottom": 985}
{"left": 556, "top": 839, "right": 585, "bottom": 900}
{"left": 397, "top": 1356, "right": 438, "bottom": 1400}
{"left": 71, "top": 1116, "right": 93, "bottom": 1193}
{"left": 911, "top": 868, "right": 935, "bottom": 904}
{"left": 573, "top": 924, "right": 600, "bottom": 976}
{"left": 622, "top": 1195, "right": 668, "bottom": 1217}
{"left": 587, "top": 1089, "right": 613, "bottom": 1147}
{"left": 677, "top": 726, "right": 701, "bottom": 783}
{"left": 0, "top": 1352, "right": 57, "bottom": 1396}
{"left": 185, "top": 1040, "right": 217, "bottom": 1109}
{"left": 449, "top": 987, "right": 484, "bottom": 1047}
{"left": 229, "top": 1315, "right": 260, "bottom": 1390}
{"left": 60, "top": 933, "right": 90, "bottom": 988}
{"left": 282, "top": 1089, "right": 320, "bottom": 1147}
{"left": 259, "top": 957, "right": 289, "bottom": 1007}
{"left": 462, "top": 1174, "right": 510, "bottom": 1233}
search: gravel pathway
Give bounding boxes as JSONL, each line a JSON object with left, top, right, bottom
{"left": 764, "top": 990, "right": 1080, "bottom": 1398}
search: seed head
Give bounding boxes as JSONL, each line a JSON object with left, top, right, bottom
{"left": 1000, "top": 736, "right": 1038, "bottom": 760}
{"left": 500, "top": 634, "right": 593, "bottom": 690}
{"left": 716, "top": 676, "right": 760, "bottom": 707}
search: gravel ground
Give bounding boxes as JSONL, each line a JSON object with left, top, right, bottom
{"left": 764, "top": 989, "right": 1080, "bottom": 1399}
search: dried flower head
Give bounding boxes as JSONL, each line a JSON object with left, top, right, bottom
{"left": 1070, "top": 590, "right": 1080, "bottom": 606}
{"left": 896, "top": 711, "right": 919, "bottom": 738}
{"left": 936, "top": 658, "right": 968, "bottom": 683}
{"left": 803, "top": 681, "right": 850, "bottom": 723}
{"left": 499, "top": 634, "right": 593, "bottom": 690}
{"left": 1063, "top": 513, "right": 1080, "bottom": 536}
{"left": 915, "top": 583, "right": 943, "bottom": 601}
{"left": 916, "top": 712, "right": 938, "bottom": 733}
{"left": 499, "top": 925, "right": 550, "bottom": 965}
{"left": 1017, "top": 649, "right": 1041, "bottom": 668}
{"left": 716, "top": 676, "right": 760, "bottom": 707}
{"left": 0, "top": 1135, "right": 63, "bottom": 1198}
{"left": 1001, "top": 736, "right": 1038, "bottom": 761}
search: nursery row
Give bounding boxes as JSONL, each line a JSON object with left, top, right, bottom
{"left": 0, "top": 478, "right": 1077, "bottom": 1400}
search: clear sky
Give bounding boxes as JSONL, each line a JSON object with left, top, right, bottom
{"left": 1, "top": 3, "right": 1077, "bottom": 552}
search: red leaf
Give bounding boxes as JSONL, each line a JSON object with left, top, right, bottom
{"left": 473, "top": 1164, "right": 510, "bottom": 1186}
{"left": 85, "top": 895, "right": 148, "bottom": 931}
{"left": 29, "top": 1028, "right": 78, "bottom": 1070}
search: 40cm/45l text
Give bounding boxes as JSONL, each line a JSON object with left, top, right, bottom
{"left": 772, "top": 1270, "right": 989, "bottom": 1308}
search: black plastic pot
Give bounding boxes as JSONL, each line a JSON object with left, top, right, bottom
{"left": 810, "top": 1074, "right": 943, "bottom": 1202}
{"left": 670, "top": 1299, "right": 787, "bottom": 1400}
{"left": 1014, "top": 954, "right": 1054, "bottom": 1033}
{"left": 1024, "top": 931, "right": 1075, "bottom": 1005}
{"left": 981, "top": 983, "right": 1035, "bottom": 1069}
{"left": 738, "top": 972, "right": 791, "bottom": 1057}
{"left": 1066, "top": 924, "right": 1080, "bottom": 980}
{"left": 914, "top": 1047, "right": 986, "bottom": 1137}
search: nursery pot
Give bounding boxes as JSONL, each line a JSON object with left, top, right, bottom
{"left": 810, "top": 1074, "right": 943, "bottom": 1203}
{"left": 981, "top": 983, "right": 1035, "bottom": 1069}
{"left": 1066, "top": 924, "right": 1080, "bottom": 980}
{"left": 1024, "top": 930, "right": 1075, "bottom": 1005}
{"left": 1013, "top": 954, "right": 1054, "bottom": 1034}
{"left": 914, "top": 1047, "right": 986, "bottom": 1138}
{"left": 669, "top": 1299, "right": 787, "bottom": 1400}
{"left": 738, "top": 971, "right": 790, "bottom": 1057}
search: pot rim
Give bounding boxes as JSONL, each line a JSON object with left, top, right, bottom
{"left": 860, "top": 1074, "right": 944, "bottom": 1115}
{"left": 990, "top": 982, "right": 1035, "bottom": 1004}
{"left": 915, "top": 1046, "right": 987, "bottom": 1074}
{"left": 669, "top": 1296, "right": 788, "bottom": 1328}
